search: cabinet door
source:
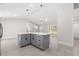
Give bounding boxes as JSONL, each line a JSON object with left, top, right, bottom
{"left": 31, "top": 34, "right": 37, "bottom": 46}
{"left": 25, "top": 34, "right": 30, "bottom": 44}
{"left": 31, "top": 34, "right": 34, "bottom": 44}
{"left": 42, "top": 35, "right": 49, "bottom": 49}
{"left": 20, "top": 38, "right": 27, "bottom": 46}
{"left": 18, "top": 34, "right": 30, "bottom": 47}
{"left": 20, "top": 38, "right": 26, "bottom": 46}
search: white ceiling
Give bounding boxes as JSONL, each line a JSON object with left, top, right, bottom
{"left": 0, "top": 3, "right": 57, "bottom": 25}
{"left": 0, "top": 3, "right": 48, "bottom": 17}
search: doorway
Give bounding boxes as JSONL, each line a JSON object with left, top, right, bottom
{"left": 73, "top": 4, "right": 79, "bottom": 55}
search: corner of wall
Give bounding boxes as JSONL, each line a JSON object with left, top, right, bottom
{"left": 59, "top": 41, "right": 73, "bottom": 47}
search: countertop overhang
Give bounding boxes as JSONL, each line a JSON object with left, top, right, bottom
{"left": 18, "top": 32, "right": 57, "bottom": 36}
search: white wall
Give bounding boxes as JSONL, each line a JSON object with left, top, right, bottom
{"left": 30, "top": 4, "right": 57, "bottom": 32}
{"left": 73, "top": 8, "right": 79, "bottom": 39}
{"left": 26, "top": 22, "right": 39, "bottom": 32}
{"left": 57, "top": 4, "right": 73, "bottom": 47}
{"left": 1, "top": 18, "right": 38, "bottom": 39}
{"left": 73, "top": 23, "right": 79, "bottom": 39}
{"left": 38, "top": 25, "right": 48, "bottom": 33}
{"left": 0, "top": 4, "right": 74, "bottom": 47}
{"left": 0, "top": 4, "right": 57, "bottom": 39}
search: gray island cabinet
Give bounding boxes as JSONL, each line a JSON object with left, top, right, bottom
{"left": 31, "top": 34, "right": 49, "bottom": 50}
{"left": 17, "top": 32, "right": 50, "bottom": 50}
{"left": 17, "top": 33, "right": 31, "bottom": 47}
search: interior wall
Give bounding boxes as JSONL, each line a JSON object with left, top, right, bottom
{"left": 73, "top": 8, "right": 79, "bottom": 39}
{"left": 1, "top": 18, "right": 38, "bottom": 39}
{"left": 57, "top": 3, "right": 73, "bottom": 47}
{"left": 0, "top": 3, "right": 73, "bottom": 47}
{"left": 39, "top": 25, "right": 48, "bottom": 33}
{"left": 30, "top": 4, "right": 57, "bottom": 32}
{"left": 73, "top": 23, "right": 79, "bottom": 39}
{"left": 0, "top": 4, "right": 58, "bottom": 39}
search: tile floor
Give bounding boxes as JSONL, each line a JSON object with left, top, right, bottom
{"left": 1, "top": 38, "right": 79, "bottom": 56}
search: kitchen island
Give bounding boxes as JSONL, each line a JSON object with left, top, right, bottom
{"left": 17, "top": 32, "right": 50, "bottom": 50}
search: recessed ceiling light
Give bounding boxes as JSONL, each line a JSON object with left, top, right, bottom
{"left": 26, "top": 9, "right": 29, "bottom": 11}
{"left": 13, "top": 14, "right": 17, "bottom": 17}
{"left": 29, "top": 4, "right": 34, "bottom": 8}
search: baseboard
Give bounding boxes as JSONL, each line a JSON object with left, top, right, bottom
{"left": 59, "top": 41, "right": 73, "bottom": 47}
{"left": 74, "top": 37, "right": 79, "bottom": 40}
{"left": 2, "top": 37, "right": 17, "bottom": 40}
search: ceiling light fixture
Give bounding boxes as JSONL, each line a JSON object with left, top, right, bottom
{"left": 26, "top": 9, "right": 29, "bottom": 12}
{"left": 25, "top": 8, "right": 31, "bottom": 16}
{"left": 29, "top": 4, "right": 34, "bottom": 8}
{"left": 40, "top": 4, "right": 43, "bottom": 7}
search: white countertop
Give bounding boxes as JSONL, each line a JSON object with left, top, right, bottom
{"left": 18, "top": 32, "right": 50, "bottom": 35}
{"left": 18, "top": 32, "right": 57, "bottom": 36}
{"left": 31, "top": 32, "right": 51, "bottom": 35}
{"left": 18, "top": 32, "right": 31, "bottom": 34}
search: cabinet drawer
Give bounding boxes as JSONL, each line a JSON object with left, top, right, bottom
{"left": 36, "top": 35, "right": 42, "bottom": 38}
{"left": 21, "top": 35, "right": 30, "bottom": 38}
{"left": 36, "top": 39, "right": 42, "bottom": 44}
{"left": 36, "top": 43, "right": 43, "bottom": 49}
{"left": 31, "top": 39, "right": 37, "bottom": 46}
{"left": 36, "top": 36, "right": 43, "bottom": 43}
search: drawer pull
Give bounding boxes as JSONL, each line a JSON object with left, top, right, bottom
{"left": 32, "top": 38, "right": 34, "bottom": 40}
{"left": 25, "top": 38, "right": 27, "bottom": 40}
{"left": 39, "top": 36, "right": 40, "bottom": 37}
{"left": 38, "top": 40, "right": 40, "bottom": 41}
{"left": 38, "top": 45, "right": 40, "bottom": 46}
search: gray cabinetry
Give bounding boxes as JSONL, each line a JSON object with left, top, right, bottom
{"left": 31, "top": 34, "right": 37, "bottom": 46}
{"left": 31, "top": 34, "right": 49, "bottom": 50}
{"left": 18, "top": 33, "right": 50, "bottom": 50}
{"left": 18, "top": 34, "right": 31, "bottom": 47}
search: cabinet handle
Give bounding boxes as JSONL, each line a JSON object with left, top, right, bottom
{"left": 32, "top": 38, "right": 34, "bottom": 40}
{"left": 38, "top": 45, "right": 40, "bottom": 46}
{"left": 38, "top": 40, "right": 40, "bottom": 41}
{"left": 25, "top": 38, "right": 27, "bottom": 40}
